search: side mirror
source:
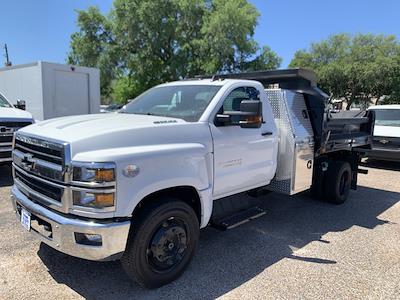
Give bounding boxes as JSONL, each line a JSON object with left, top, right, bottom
{"left": 239, "top": 100, "right": 262, "bottom": 128}
{"left": 15, "top": 99, "right": 26, "bottom": 110}
{"left": 215, "top": 100, "right": 263, "bottom": 128}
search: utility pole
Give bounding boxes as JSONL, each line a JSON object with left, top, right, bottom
{"left": 4, "top": 44, "right": 12, "bottom": 66}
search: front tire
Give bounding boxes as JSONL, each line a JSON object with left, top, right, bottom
{"left": 121, "top": 199, "right": 199, "bottom": 289}
{"left": 324, "top": 161, "right": 352, "bottom": 204}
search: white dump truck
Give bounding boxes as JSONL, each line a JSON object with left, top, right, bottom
{"left": 10, "top": 69, "right": 373, "bottom": 288}
{"left": 0, "top": 93, "right": 33, "bottom": 164}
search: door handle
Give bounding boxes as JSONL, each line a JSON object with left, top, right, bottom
{"left": 261, "top": 131, "right": 273, "bottom": 136}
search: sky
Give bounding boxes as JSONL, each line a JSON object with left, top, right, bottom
{"left": 0, "top": 0, "right": 399, "bottom": 68}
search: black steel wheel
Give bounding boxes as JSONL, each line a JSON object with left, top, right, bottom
{"left": 147, "top": 217, "right": 188, "bottom": 273}
{"left": 121, "top": 199, "right": 199, "bottom": 289}
{"left": 324, "top": 161, "right": 352, "bottom": 204}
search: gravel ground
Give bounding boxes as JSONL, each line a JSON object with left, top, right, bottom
{"left": 0, "top": 160, "right": 399, "bottom": 300}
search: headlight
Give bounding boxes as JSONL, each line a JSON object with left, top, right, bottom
{"left": 71, "top": 162, "right": 116, "bottom": 210}
{"left": 73, "top": 191, "right": 115, "bottom": 208}
{"left": 72, "top": 162, "right": 115, "bottom": 183}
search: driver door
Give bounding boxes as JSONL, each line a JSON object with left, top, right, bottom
{"left": 210, "top": 86, "right": 277, "bottom": 198}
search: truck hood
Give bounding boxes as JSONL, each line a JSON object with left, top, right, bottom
{"left": 374, "top": 125, "right": 400, "bottom": 138}
{"left": 0, "top": 107, "right": 33, "bottom": 121}
{"left": 19, "top": 113, "right": 212, "bottom": 159}
{"left": 21, "top": 113, "right": 188, "bottom": 142}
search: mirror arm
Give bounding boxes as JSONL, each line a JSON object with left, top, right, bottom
{"left": 216, "top": 114, "right": 230, "bottom": 119}
{"left": 223, "top": 111, "right": 255, "bottom": 116}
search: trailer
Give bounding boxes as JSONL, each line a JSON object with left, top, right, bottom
{"left": 0, "top": 61, "right": 100, "bottom": 121}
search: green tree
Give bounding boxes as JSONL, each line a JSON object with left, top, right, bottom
{"left": 68, "top": 0, "right": 281, "bottom": 104}
{"left": 67, "top": 7, "right": 116, "bottom": 99}
{"left": 289, "top": 34, "right": 400, "bottom": 109}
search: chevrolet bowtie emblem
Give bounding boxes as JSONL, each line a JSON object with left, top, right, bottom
{"left": 379, "top": 139, "right": 389, "bottom": 144}
{"left": 21, "top": 153, "right": 35, "bottom": 168}
{"left": 0, "top": 126, "right": 12, "bottom": 133}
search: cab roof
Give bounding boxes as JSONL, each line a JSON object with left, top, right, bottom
{"left": 158, "top": 78, "right": 258, "bottom": 87}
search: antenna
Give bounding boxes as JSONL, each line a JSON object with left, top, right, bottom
{"left": 4, "top": 44, "right": 11, "bottom": 66}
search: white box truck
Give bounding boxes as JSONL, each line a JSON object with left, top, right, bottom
{"left": 10, "top": 69, "right": 374, "bottom": 288}
{"left": 0, "top": 61, "right": 100, "bottom": 121}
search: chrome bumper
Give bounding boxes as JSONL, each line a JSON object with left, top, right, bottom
{"left": 10, "top": 185, "right": 131, "bottom": 261}
{"left": 369, "top": 147, "right": 400, "bottom": 162}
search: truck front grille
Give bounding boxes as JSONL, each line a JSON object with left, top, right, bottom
{"left": 373, "top": 136, "right": 400, "bottom": 150}
{"left": 0, "top": 121, "right": 32, "bottom": 128}
{"left": 15, "top": 168, "right": 63, "bottom": 202}
{"left": 14, "top": 138, "right": 63, "bottom": 165}
{"left": 0, "top": 121, "right": 32, "bottom": 161}
{"left": 0, "top": 135, "right": 13, "bottom": 143}
{"left": 13, "top": 134, "right": 67, "bottom": 182}
{"left": 0, "top": 151, "right": 11, "bottom": 159}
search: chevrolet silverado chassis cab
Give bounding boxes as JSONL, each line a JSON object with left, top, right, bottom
{"left": 10, "top": 69, "right": 373, "bottom": 288}
{"left": 0, "top": 94, "right": 33, "bottom": 164}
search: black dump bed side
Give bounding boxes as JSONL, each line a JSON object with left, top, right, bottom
{"left": 197, "top": 68, "right": 374, "bottom": 157}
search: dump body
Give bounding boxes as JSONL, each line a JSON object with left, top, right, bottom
{"left": 201, "top": 69, "right": 373, "bottom": 195}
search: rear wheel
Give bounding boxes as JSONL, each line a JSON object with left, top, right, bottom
{"left": 121, "top": 199, "right": 199, "bottom": 289}
{"left": 324, "top": 161, "right": 352, "bottom": 204}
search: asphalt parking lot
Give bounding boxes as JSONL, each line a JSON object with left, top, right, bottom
{"left": 1, "top": 160, "right": 400, "bottom": 299}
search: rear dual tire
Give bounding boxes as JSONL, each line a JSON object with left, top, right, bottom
{"left": 324, "top": 161, "right": 352, "bottom": 204}
{"left": 312, "top": 160, "right": 352, "bottom": 204}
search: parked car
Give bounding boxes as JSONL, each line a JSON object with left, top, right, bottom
{"left": 100, "top": 103, "right": 123, "bottom": 113}
{"left": 368, "top": 105, "right": 400, "bottom": 162}
{"left": 0, "top": 93, "right": 33, "bottom": 165}
{"left": 10, "top": 69, "right": 374, "bottom": 288}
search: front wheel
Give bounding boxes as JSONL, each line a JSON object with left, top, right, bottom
{"left": 324, "top": 161, "right": 352, "bottom": 204}
{"left": 121, "top": 199, "right": 199, "bottom": 289}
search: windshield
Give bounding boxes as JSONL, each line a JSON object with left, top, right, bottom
{"left": 0, "top": 94, "right": 12, "bottom": 108}
{"left": 374, "top": 109, "right": 400, "bottom": 127}
{"left": 120, "top": 85, "right": 221, "bottom": 122}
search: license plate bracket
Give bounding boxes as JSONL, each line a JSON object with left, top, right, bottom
{"left": 21, "top": 209, "right": 31, "bottom": 231}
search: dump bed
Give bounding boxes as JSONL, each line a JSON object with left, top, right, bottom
{"left": 198, "top": 69, "right": 374, "bottom": 195}
{"left": 200, "top": 69, "right": 374, "bottom": 156}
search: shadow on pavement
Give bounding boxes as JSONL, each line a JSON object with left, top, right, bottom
{"left": 37, "top": 186, "right": 399, "bottom": 300}
{"left": 361, "top": 159, "right": 400, "bottom": 172}
{"left": 0, "top": 164, "right": 13, "bottom": 187}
